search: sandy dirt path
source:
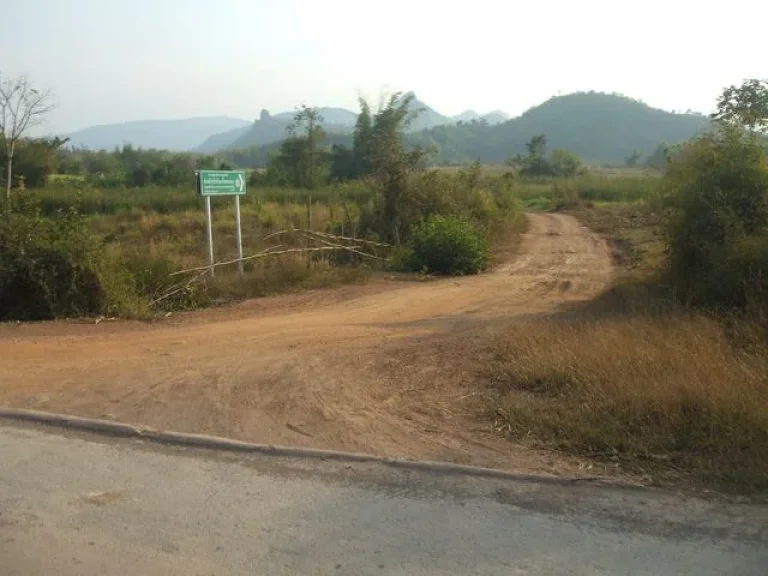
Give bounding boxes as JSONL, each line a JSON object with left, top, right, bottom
{"left": 0, "top": 213, "right": 613, "bottom": 475}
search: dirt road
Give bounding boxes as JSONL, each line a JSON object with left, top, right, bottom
{"left": 0, "top": 213, "right": 613, "bottom": 474}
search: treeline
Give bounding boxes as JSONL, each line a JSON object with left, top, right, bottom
{"left": 253, "top": 98, "right": 423, "bottom": 188}
{"left": 57, "top": 145, "right": 232, "bottom": 188}
{"left": 255, "top": 103, "right": 591, "bottom": 187}
{"left": 0, "top": 137, "right": 232, "bottom": 189}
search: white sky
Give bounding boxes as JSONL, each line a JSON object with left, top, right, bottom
{"left": 3, "top": 0, "right": 765, "bottom": 133}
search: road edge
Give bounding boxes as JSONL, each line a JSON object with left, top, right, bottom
{"left": 0, "top": 407, "right": 644, "bottom": 490}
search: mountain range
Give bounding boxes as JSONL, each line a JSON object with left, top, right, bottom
{"left": 217, "top": 92, "right": 710, "bottom": 167}
{"left": 198, "top": 96, "right": 510, "bottom": 152}
{"left": 64, "top": 116, "right": 251, "bottom": 152}
{"left": 61, "top": 92, "right": 710, "bottom": 165}
{"left": 63, "top": 95, "right": 511, "bottom": 153}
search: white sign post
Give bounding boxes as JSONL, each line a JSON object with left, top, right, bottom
{"left": 204, "top": 195, "right": 215, "bottom": 277}
{"left": 233, "top": 194, "right": 244, "bottom": 275}
{"left": 196, "top": 170, "right": 247, "bottom": 277}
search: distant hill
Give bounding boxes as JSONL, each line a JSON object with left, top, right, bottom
{"left": 199, "top": 107, "right": 359, "bottom": 152}
{"left": 411, "top": 92, "right": 710, "bottom": 165}
{"left": 195, "top": 124, "right": 252, "bottom": 153}
{"left": 481, "top": 110, "right": 510, "bottom": 124}
{"left": 406, "top": 95, "right": 453, "bottom": 131}
{"left": 219, "top": 92, "right": 710, "bottom": 169}
{"left": 453, "top": 110, "right": 509, "bottom": 125}
{"left": 201, "top": 95, "right": 482, "bottom": 152}
{"left": 64, "top": 116, "right": 251, "bottom": 151}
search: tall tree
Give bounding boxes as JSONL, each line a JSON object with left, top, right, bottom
{"left": 367, "top": 92, "right": 428, "bottom": 243}
{"left": 526, "top": 134, "right": 548, "bottom": 159}
{"left": 353, "top": 99, "right": 373, "bottom": 176}
{"left": 712, "top": 78, "right": 768, "bottom": 133}
{"left": 1, "top": 136, "right": 69, "bottom": 188}
{"left": 624, "top": 150, "right": 642, "bottom": 167}
{"left": 0, "top": 73, "right": 54, "bottom": 200}
{"left": 288, "top": 105, "right": 325, "bottom": 189}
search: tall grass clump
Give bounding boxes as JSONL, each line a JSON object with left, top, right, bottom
{"left": 488, "top": 314, "right": 768, "bottom": 492}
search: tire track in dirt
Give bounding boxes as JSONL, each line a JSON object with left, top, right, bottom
{"left": 0, "top": 213, "right": 613, "bottom": 475}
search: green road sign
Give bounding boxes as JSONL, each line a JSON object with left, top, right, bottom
{"left": 197, "top": 170, "right": 247, "bottom": 196}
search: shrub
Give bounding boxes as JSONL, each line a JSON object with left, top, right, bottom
{"left": 408, "top": 215, "right": 488, "bottom": 275}
{"left": 665, "top": 126, "right": 768, "bottom": 311}
{"left": 0, "top": 246, "right": 105, "bottom": 320}
{"left": 0, "top": 195, "right": 143, "bottom": 320}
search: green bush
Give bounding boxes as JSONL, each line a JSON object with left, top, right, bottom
{"left": 408, "top": 215, "right": 488, "bottom": 275}
{"left": 665, "top": 126, "right": 768, "bottom": 311}
{"left": 0, "top": 195, "right": 144, "bottom": 320}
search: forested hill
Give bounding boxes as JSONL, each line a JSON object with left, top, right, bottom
{"left": 220, "top": 92, "right": 710, "bottom": 168}
{"left": 410, "top": 92, "right": 710, "bottom": 165}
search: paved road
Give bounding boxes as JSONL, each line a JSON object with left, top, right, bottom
{"left": 1, "top": 424, "right": 766, "bottom": 575}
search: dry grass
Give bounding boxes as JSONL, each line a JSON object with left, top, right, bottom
{"left": 482, "top": 203, "right": 768, "bottom": 493}
{"left": 566, "top": 204, "right": 667, "bottom": 276}
{"left": 487, "top": 313, "right": 768, "bottom": 492}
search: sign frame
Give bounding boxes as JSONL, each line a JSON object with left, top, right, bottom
{"left": 197, "top": 170, "right": 247, "bottom": 196}
{"left": 195, "top": 170, "right": 247, "bottom": 277}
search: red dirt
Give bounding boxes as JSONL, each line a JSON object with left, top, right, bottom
{"left": 0, "top": 213, "right": 613, "bottom": 476}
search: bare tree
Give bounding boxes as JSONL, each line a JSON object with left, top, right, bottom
{"left": 0, "top": 73, "right": 55, "bottom": 200}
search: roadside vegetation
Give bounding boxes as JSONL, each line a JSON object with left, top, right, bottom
{"left": 487, "top": 79, "right": 768, "bottom": 493}
{"left": 2, "top": 87, "right": 526, "bottom": 320}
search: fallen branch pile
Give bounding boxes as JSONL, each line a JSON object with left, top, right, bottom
{"left": 150, "top": 230, "right": 391, "bottom": 308}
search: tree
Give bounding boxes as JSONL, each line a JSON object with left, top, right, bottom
{"left": 288, "top": 105, "right": 326, "bottom": 189}
{"left": 712, "top": 78, "right": 768, "bottom": 133}
{"left": 329, "top": 144, "right": 356, "bottom": 181}
{"left": 367, "top": 92, "right": 429, "bottom": 243}
{"left": 665, "top": 125, "right": 768, "bottom": 309}
{"left": 353, "top": 99, "right": 373, "bottom": 176}
{"left": 549, "top": 148, "right": 583, "bottom": 177}
{"left": 645, "top": 143, "right": 670, "bottom": 171}
{"left": 518, "top": 134, "right": 553, "bottom": 176}
{"left": 526, "top": 134, "right": 547, "bottom": 159}
{"left": 0, "top": 73, "right": 54, "bottom": 200}
{"left": 507, "top": 134, "right": 583, "bottom": 177}
{"left": 624, "top": 150, "right": 642, "bottom": 167}
{"left": 0, "top": 136, "right": 68, "bottom": 188}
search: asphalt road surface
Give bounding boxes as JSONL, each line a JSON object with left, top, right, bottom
{"left": 1, "top": 423, "right": 767, "bottom": 575}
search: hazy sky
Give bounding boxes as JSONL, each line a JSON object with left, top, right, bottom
{"left": 3, "top": 0, "right": 766, "bottom": 134}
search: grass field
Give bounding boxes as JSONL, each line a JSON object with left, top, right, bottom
{"left": 26, "top": 169, "right": 530, "bottom": 313}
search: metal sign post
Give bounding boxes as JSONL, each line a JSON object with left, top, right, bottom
{"left": 196, "top": 170, "right": 247, "bottom": 278}
{"left": 204, "top": 195, "right": 215, "bottom": 277}
{"left": 234, "top": 195, "right": 244, "bottom": 275}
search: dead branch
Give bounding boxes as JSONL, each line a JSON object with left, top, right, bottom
{"left": 262, "top": 228, "right": 392, "bottom": 248}
{"left": 307, "top": 229, "right": 393, "bottom": 248}
{"left": 169, "top": 244, "right": 386, "bottom": 277}
{"left": 300, "top": 233, "right": 382, "bottom": 261}
{"left": 168, "top": 245, "right": 284, "bottom": 277}
{"left": 149, "top": 269, "right": 209, "bottom": 307}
